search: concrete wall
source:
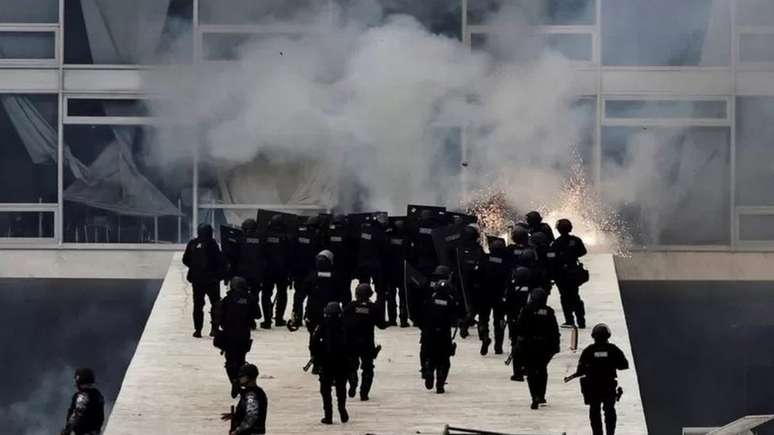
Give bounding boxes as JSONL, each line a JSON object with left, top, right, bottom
{"left": 0, "top": 248, "right": 175, "bottom": 279}
{"left": 615, "top": 251, "right": 774, "bottom": 281}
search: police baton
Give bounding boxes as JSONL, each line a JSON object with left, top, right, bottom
{"left": 504, "top": 352, "right": 513, "bottom": 366}
{"left": 302, "top": 358, "right": 314, "bottom": 372}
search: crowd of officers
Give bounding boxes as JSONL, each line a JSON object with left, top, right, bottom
{"left": 61, "top": 206, "right": 628, "bottom": 435}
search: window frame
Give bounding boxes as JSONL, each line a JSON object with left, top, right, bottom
{"left": 0, "top": 24, "right": 59, "bottom": 67}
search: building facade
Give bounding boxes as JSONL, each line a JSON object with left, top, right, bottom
{"left": 0, "top": 0, "right": 773, "bottom": 249}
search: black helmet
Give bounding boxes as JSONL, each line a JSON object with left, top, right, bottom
{"left": 592, "top": 323, "right": 611, "bottom": 341}
{"left": 511, "top": 226, "right": 529, "bottom": 245}
{"left": 316, "top": 250, "right": 334, "bottom": 267}
{"left": 356, "top": 283, "right": 374, "bottom": 299}
{"left": 307, "top": 215, "right": 321, "bottom": 228}
{"left": 75, "top": 368, "right": 95, "bottom": 386}
{"left": 519, "top": 249, "right": 537, "bottom": 267}
{"left": 463, "top": 225, "right": 480, "bottom": 242}
{"left": 528, "top": 288, "right": 547, "bottom": 307}
{"left": 332, "top": 214, "right": 347, "bottom": 225}
{"left": 526, "top": 211, "right": 542, "bottom": 227}
{"left": 197, "top": 223, "right": 213, "bottom": 239}
{"left": 514, "top": 266, "right": 531, "bottom": 284}
{"left": 241, "top": 218, "right": 258, "bottom": 233}
{"left": 490, "top": 238, "right": 506, "bottom": 252}
{"left": 269, "top": 215, "right": 284, "bottom": 230}
{"left": 375, "top": 214, "right": 388, "bottom": 226}
{"left": 393, "top": 219, "right": 405, "bottom": 231}
{"left": 419, "top": 209, "right": 433, "bottom": 221}
{"left": 556, "top": 218, "right": 573, "bottom": 235}
{"left": 324, "top": 302, "right": 342, "bottom": 317}
{"left": 435, "top": 279, "right": 452, "bottom": 293}
{"left": 237, "top": 363, "right": 259, "bottom": 379}
{"left": 432, "top": 265, "right": 451, "bottom": 279}
{"left": 530, "top": 232, "right": 550, "bottom": 248}
{"left": 230, "top": 276, "right": 248, "bottom": 292}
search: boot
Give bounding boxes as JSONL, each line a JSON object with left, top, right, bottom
{"left": 576, "top": 300, "right": 586, "bottom": 329}
{"left": 260, "top": 321, "right": 272, "bottom": 329}
{"left": 400, "top": 319, "right": 410, "bottom": 328}
{"left": 530, "top": 400, "right": 539, "bottom": 410}
{"left": 348, "top": 373, "right": 358, "bottom": 398}
{"left": 339, "top": 406, "right": 349, "bottom": 423}
{"left": 480, "top": 337, "right": 492, "bottom": 356}
{"left": 360, "top": 371, "right": 374, "bottom": 401}
{"left": 275, "top": 318, "right": 287, "bottom": 327}
{"left": 230, "top": 380, "right": 239, "bottom": 399}
{"left": 192, "top": 330, "right": 202, "bottom": 338}
{"left": 423, "top": 368, "right": 434, "bottom": 390}
{"left": 436, "top": 365, "right": 449, "bottom": 394}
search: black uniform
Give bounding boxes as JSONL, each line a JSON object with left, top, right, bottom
{"left": 261, "top": 219, "right": 291, "bottom": 325}
{"left": 310, "top": 308, "right": 354, "bottom": 424}
{"left": 323, "top": 219, "right": 357, "bottom": 302}
{"left": 305, "top": 255, "right": 347, "bottom": 338}
{"left": 419, "top": 281, "right": 458, "bottom": 393}
{"left": 291, "top": 223, "right": 324, "bottom": 322}
{"left": 356, "top": 220, "right": 389, "bottom": 322}
{"left": 515, "top": 289, "right": 560, "bottom": 408}
{"left": 344, "top": 299, "right": 387, "bottom": 400}
{"left": 411, "top": 215, "right": 440, "bottom": 277}
{"left": 230, "top": 386, "right": 268, "bottom": 435}
{"left": 63, "top": 387, "right": 104, "bottom": 435}
{"left": 182, "top": 225, "right": 224, "bottom": 335}
{"left": 480, "top": 243, "right": 512, "bottom": 354}
{"left": 529, "top": 232, "right": 554, "bottom": 292}
{"left": 577, "top": 341, "right": 629, "bottom": 435}
{"left": 503, "top": 269, "right": 533, "bottom": 378}
{"left": 384, "top": 224, "right": 412, "bottom": 325}
{"left": 526, "top": 211, "right": 555, "bottom": 242}
{"left": 552, "top": 233, "right": 588, "bottom": 327}
{"left": 217, "top": 281, "right": 254, "bottom": 398}
{"left": 238, "top": 227, "right": 265, "bottom": 323}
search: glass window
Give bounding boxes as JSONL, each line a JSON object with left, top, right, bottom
{"left": 739, "top": 34, "right": 774, "bottom": 63}
{"left": 602, "top": 0, "right": 730, "bottom": 66}
{"left": 471, "top": 32, "right": 592, "bottom": 61}
{"left": 0, "top": 94, "right": 58, "bottom": 203}
{"left": 0, "top": 0, "right": 58, "bottom": 23}
{"left": 64, "top": 0, "right": 192, "bottom": 64}
{"left": 0, "top": 211, "right": 54, "bottom": 238}
{"left": 199, "top": 0, "right": 319, "bottom": 25}
{"left": 737, "top": 0, "right": 774, "bottom": 26}
{"left": 67, "top": 99, "right": 150, "bottom": 118}
{"left": 739, "top": 215, "right": 774, "bottom": 241}
{"left": 601, "top": 126, "right": 730, "bottom": 245}
{"left": 62, "top": 125, "right": 193, "bottom": 243}
{"left": 605, "top": 100, "right": 727, "bottom": 119}
{"left": 736, "top": 97, "right": 774, "bottom": 207}
{"left": 0, "top": 32, "right": 56, "bottom": 60}
{"left": 468, "top": 0, "right": 595, "bottom": 26}
{"left": 201, "top": 32, "right": 302, "bottom": 61}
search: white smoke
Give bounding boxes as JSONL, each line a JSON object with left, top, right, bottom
{"left": 149, "top": 0, "right": 588, "bottom": 218}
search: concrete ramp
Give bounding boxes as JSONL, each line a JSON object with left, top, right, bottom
{"left": 105, "top": 254, "right": 646, "bottom": 435}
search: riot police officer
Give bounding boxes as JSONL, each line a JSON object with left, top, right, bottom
{"left": 238, "top": 218, "right": 265, "bottom": 329}
{"left": 222, "top": 363, "right": 268, "bottom": 435}
{"left": 418, "top": 279, "right": 458, "bottom": 394}
{"left": 356, "top": 215, "right": 389, "bottom": 324}
{"left": 310, "top": 302, "right": 353, "bottom": 425}
{"left": 290, "top": 216, "right": 324, "bottom": 328}
{"left": 182, "top": 223, "right": 225, "bottom": 338}
{"left": 509, "top": 227, "right": 540, "bottom": 275}
{"left": 324, "top": 214, "right": 357, "bottom": 302}
{"left": 577, "top": 324, "right": 629, "bottom": 435}
{"left": 261, "top": 215, "right": 291, "bottom": 328}
{"left": 552, "top": 218, "right": 588, "bottom": 328}
{"left": 481, "top": 239, "right": 512, "bottom": 355}
{"left": 61, "top": 368, "right": 104, "bottom": 435}
{"left": 457, "top": 225, "right": 485, "bottom": 350}
{"left": 344, "top": 283, "right": 387, "bottom": 401}
{"left": 504, "top": 267, "right": 533, "bottom": 381}
{"left": 525, "top": 211, "right": 555, "bottom": 242}
{"left": 411, "top": 210, "right": 441, "bottom": 277}
{"left": 385, "top": 219, "right": 412, "bottom": 327}
{"left": 515, "top": 288, "right": 560, "bottom": 409}
{"left": 304, "top": 250, "right": 347, "bottom": 341}
{"left": 217, "top": 276, "right": 255, "bottom": 399}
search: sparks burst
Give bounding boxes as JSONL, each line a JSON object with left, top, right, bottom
{"left": 465, "top": 158, "right": 630, "bottom": 255}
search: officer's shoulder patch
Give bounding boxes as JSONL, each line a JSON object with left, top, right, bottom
{"left": 355, "top": 307, "right": 370, "bottom": 314}
{"left": 330, "top": 236, "right": 343, "bottom": 242}
{"left": 317, "top": 271, "right": 332, "bottom": 278}
{"left": 489, "top": 256, "right": 502, "bottom": 263}
{"left": 433, "top": 298, "right": 448, "bottom": 306}
{"left": 594, "top": 351, "right": 609, "bottom": 358}
{"left": 520, "top": 286, "right": 530, "bottom": 292}
{"left": 390, "top": 238, "right": 403, "bottom": 245}
{"left": 237, "top": 298, "right": 248, "bottom": 304}
{"left": 546, "top": 252, "right": 557, "bottom": 258}
{"left": 361, "top": 232, "right": 372, "bottom": 240}
{"left": 299, "top": 237, "right": 310, "bottom": 244}
{"left": 268, "top": 237, "right": 279, "bottom": 243}
{"left": 419, "top": 227, "right": 432, "bottom": 235}
{"left": 246, "top": 237, "right": 260, "bottom": 244}
{"left": 537, "top": 308, "right": 548, "bottom": 315}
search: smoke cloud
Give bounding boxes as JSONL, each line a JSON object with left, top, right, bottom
{"left": 146, "top": 0, "right": 772, "bottom": 246}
